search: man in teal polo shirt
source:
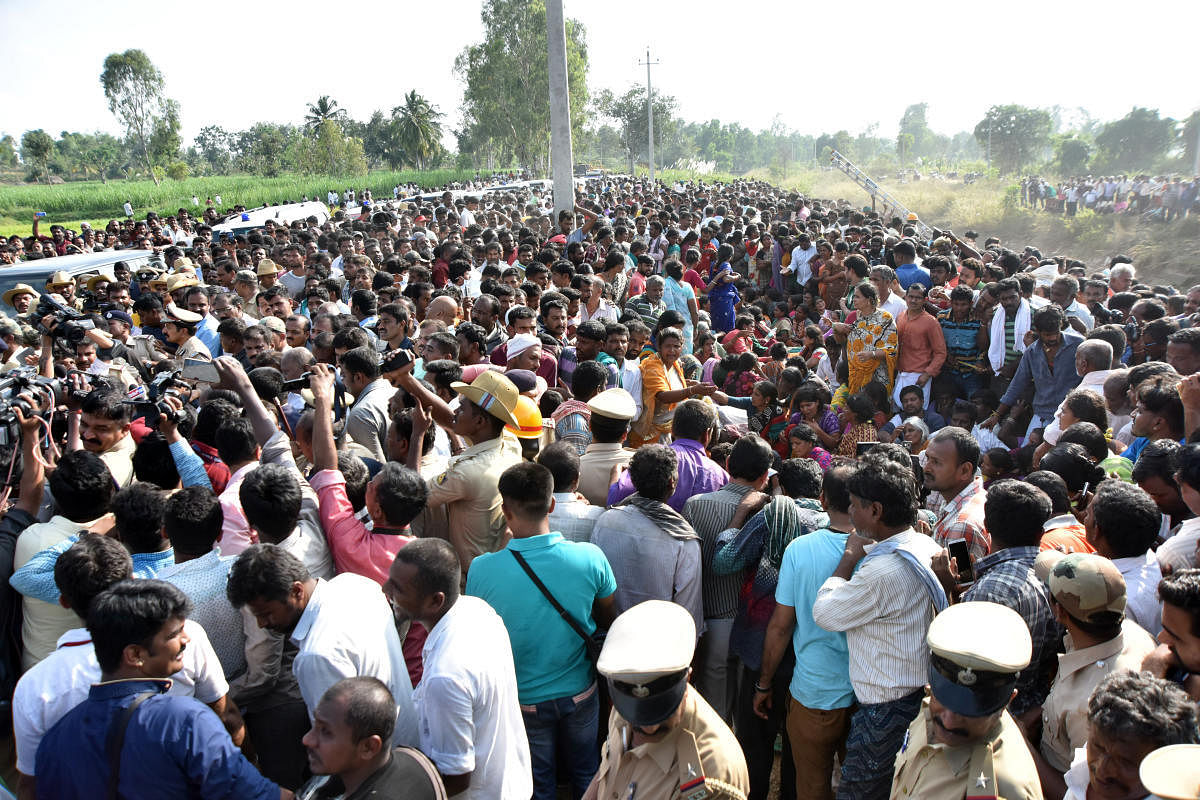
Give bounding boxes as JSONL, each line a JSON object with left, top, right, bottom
{"left": 754, "top": 463, "right": 857, "bottom": 800}
{"left": 465, "top": 461, "right": 617, "bottom": 800}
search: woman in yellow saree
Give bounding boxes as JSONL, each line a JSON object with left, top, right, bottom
{"left": 837, "top": 282, "right": 898, "bottom": 394}
{"left": 629, "top": 327, "right": 713, "bottom": 447}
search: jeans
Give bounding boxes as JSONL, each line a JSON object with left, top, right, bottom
{"left": 522, "top": 683, "right": 600, "bottom": 800}
{"left": 837, "top": 689, "right": 923, "bottom": 800}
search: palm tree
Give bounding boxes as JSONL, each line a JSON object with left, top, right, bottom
{"left": 392, "top": 91, "right": 444, "bottom": 170}
{"left": 304, "top": 96, "right": 347, "bottom": 133}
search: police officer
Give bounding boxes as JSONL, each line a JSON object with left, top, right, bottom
{"left": 891, "top": 601, "right": 1043, "bottom": 800}
{"left": 577, "top": 387, "right": 637, "bottom": 507}
{"left": 1139, "top": 744, "right": 1200, "bottom": 800}
{"left": 586, "top": 600, "right": 749, "bottom": 800}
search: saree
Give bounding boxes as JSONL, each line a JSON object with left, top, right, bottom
{"left": 845, "top": 309, "right": 898, "bottom": 393}
{"left": 630, "top": 352, "right": 686, "bottom": 448}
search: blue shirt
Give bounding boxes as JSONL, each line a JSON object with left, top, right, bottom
{"left": 1000, "top": 329, "right": 1085, "bottom": 421}
{"left": 10, "top": 536, "right": 174, "bottom": 604}
{"left": 775, "top": 528, "right": 855, "bottom": 710}
{"left": 466, "top": 532, "right": 616, "bottom": 705}
{"left": 36, "top": 678, "right": 278, "bottom": 800}
{"left": 895, "top": 263, "right": 932, "bottom": 290}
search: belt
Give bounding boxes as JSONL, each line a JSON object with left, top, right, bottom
{"left": 520, "top": 681, "right": 597, "bottom": 713}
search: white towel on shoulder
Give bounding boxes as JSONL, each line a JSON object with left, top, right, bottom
{"left": 988, "top": 300, "right": 1031, "bottom": 374}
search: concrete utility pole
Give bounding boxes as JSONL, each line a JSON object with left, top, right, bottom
{"left": 639, "top": 48, "right": 660, "bottom": 186}
{"left": 546, "top": 0, "right": 574, "bottom": 222}
{"left": 1193, "top": 108, "right": 1200, "bottom": 176}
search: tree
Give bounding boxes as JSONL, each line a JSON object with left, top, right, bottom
{"left": 973, "top": 105, "right": 1052, "bottom": 174}
{"left": 195, "top": 125, "right": 233, "bottom": 174}
{"left": 899, "top": 103, "right": 934, "bottom": 159}
{"left": 304, "top": 96, "right": 347, "bottom": 133}
{"left": 233, "top": 123, "right": 296, "bottom": 177}
{"left": 596, "top": 86, "right": 678, "bottom": 172}
{"left": 20, "top": 129, "right": 54, "bottom": 182}
{"left": 148, "top": 100, "right": 182, "bottom": 167}
{"left": 455, "top": 0, "right": 589, "bottom": 172}
{"left": 1093, "top": 107, "right": 1176, "bottom": 171}
{"left": 0, "top": 135, "right": 16, "bottom": 167}
{"left": 100, "top": 49, "right": 174, "bottom": 184}
{"left": 1054, "top": 135, "right": 1091, "bottom": 176}
{"left": 293, "top": 119, "right": 367, "bottom": 176}
{"left": 1182, "top": 111, "right": 1200, "bottom": 174}
{"left": 393, "top": 91, "right": 444, "bottom": 170}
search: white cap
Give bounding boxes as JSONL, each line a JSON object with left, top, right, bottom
{"left": 597, "top": 600, "right": 695, "bottom": 685}
{"left": 1140, "top": 744, "right": 1200, "bottom": 800}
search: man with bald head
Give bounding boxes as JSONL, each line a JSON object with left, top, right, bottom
{"left": 1042, "top": 338, "right": 1114, "bottom": 446}
{"left": 424, "top": 295, "right": 458, "bottom": 328}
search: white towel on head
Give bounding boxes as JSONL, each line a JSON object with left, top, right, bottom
{"left": 988, "top": 299, "right": 1031, "bottom": 374}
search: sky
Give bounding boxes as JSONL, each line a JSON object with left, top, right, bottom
{"left": 2, "top": 0, "right": 1198, "bottom": 151}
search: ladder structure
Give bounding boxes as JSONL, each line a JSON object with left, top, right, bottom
{"left": 828, "top": 150, "right": 934, "bottom": 240}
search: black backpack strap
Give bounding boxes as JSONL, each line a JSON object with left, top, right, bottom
{"left": 107, "top": 691, "right": 155, "bottom": 800}
{"left": 510, "top": 549, "right": 592, "bottom": 646}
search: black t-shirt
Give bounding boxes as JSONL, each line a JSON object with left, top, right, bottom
{"left": 296, "top": 748, "right": 446, "bottom": 800}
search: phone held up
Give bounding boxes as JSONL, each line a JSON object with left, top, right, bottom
{"left": 947, "top": 538, "right": 975, "bottom": 587}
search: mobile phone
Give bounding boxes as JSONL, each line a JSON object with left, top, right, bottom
{"left": 181, "top": 358, "right": 219, "bottom": 383}
{"left": 35, "top": 212, "right": 46, "bottom": 218}
{"left": 380, "top": 348, "right": 415, "bottom": 373}
{"left": 948, "top": 538, "right": 975, "bottom": 586}
{"left": 855, "top": 441, "right": 877, "bottom": 458}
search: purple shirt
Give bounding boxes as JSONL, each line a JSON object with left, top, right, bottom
{"left": 608, "top": 438, "right": 730, "bottom": 511}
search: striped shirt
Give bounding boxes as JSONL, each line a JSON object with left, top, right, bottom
{"left": 1004, "top": 318, "right": 1021, "bottom": 366}
{"left": 683, "top": 483, "right": 752, "bottom": 620}
{"left": 937, "top": 311, "right": 982, "bottom": 376}
{"left": 625, "top": 295, "right": 666, "bottom": 329}
{"left": 812, "top": 529, "right": 944, "bottom": 704}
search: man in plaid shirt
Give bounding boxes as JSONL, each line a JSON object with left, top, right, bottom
{"left": 961, "top": 480, "right": 1062, "bottom": 718}
{"left": 923, "top": 427, "right": 991, "bottom": 560}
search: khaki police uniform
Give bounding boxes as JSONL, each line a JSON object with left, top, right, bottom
{"left": 577, "top": 388, "right": 637, "bottom": 507}
{"left": 890, "top": 601, "right": 1042, "bottom": 800}
{"left": 1038, "top": 553, "right": 1156, "bottom": 773}
{"left": 592, "top": 600, "right": 750, "bottom": 800}
{"left": 425, "top": 371, "right": 523, "bottom": 567}
{"left": 595, "top": 689, "right": 749, "bottom": 800}
{"left": 892, "top": 698, "right": 1041, "bottom": 800}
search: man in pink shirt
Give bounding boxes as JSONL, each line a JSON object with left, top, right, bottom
{"left": 894, "top": 283, "right": 947, "bottom": 410}
{"left": 306, "top": 364, "right": 428, "bottom": 685}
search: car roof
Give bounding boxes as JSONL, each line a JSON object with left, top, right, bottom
{"left": 0, "top": 250, "right": 162, "bottom": 312}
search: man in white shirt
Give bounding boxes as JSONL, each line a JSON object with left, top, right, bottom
{"left": 1083, "top": 480, "right": 1164, "bottom": 636}
{"left": 812, "top": 458, "right": 945, "bottom": 800}
{"left": 788, "top": 233, "right": 817, "bottom": 288}
{"left": 228, "top": 544, "right": 419, "bottom": 746}
{"left": 13, "top": 537, "right": 229, "bottom": 795}
{"left": 385, "top": 538, "right": 532, "bottom": 799}
{"left": 870, "top": 266, "right": 907, "bottom": 321}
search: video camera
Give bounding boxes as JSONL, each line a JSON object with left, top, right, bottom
{"left": 34, "top": 294, "right": 96, "bottom": 345}
{"left": 0, "top": 367, "right": 68, "bottom": 488}
{"left": 123, "top": 369, "right": 190, "bottom": 427}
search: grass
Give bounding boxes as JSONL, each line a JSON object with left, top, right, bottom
{"left": 759, "top": 167, "right": 1198, "bottom": 289}
{"left": 0, "top": 169, "right": 478, "bottom": 237}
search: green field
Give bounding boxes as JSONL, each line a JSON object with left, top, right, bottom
{"left": 0, "top": 169, "right": 479, "bottom": 236}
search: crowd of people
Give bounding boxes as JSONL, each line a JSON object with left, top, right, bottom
{"left": 1, "top": 173, "right": 1200, "bottom": 800}
{"left": 1020, "top": 174, "right": 1199, "bottom": 220}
